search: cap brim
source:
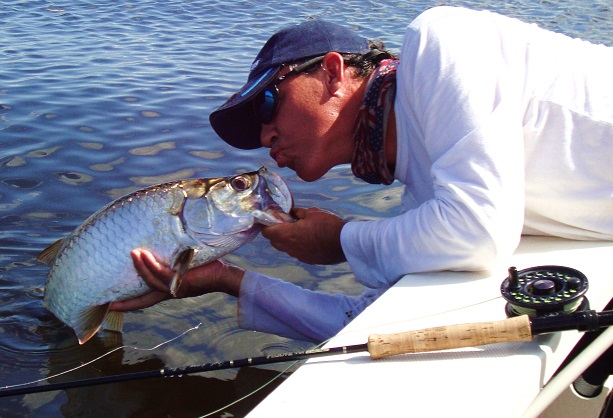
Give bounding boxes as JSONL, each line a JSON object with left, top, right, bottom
{"left": 209, "top": 66, "right": 280, "bottom": 150}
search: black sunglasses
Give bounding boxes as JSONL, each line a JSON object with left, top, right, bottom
{"left": 256, "top": 55, "right": 326, "bottom": 124}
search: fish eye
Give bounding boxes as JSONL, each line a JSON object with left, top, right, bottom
{"left": 230, "top": 175, "right": 252, "bottom": 192}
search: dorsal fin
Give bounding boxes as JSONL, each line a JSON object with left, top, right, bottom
{"left": 36, "top": 239, "right": 64, "bottom": 266}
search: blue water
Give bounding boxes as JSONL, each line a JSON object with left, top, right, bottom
{"left": 1, "top": 0, "right": 611, "bottom": 416}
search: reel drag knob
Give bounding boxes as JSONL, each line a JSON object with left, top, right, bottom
{"left": 532, "top": 279, "right": 556, "bottom": 296}
{"left": 500, "top": 265, "right": 589, "bottom": 317}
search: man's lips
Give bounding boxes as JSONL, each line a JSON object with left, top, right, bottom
{"left": 269, "top": 149, "right": 278, "bottom": 161}
{"left": 270, "top": 149, "right": 287, "bottom": 167}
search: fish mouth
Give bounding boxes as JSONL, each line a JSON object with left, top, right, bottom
{"left": 255, "top": 168, "right": 295, "bottom": 226}
{"left": 258, "top": 168, "right": 293, "bottom": 207}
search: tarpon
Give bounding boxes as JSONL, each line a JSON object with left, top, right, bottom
{"left": 38, "top": 167, "right": 293, "bottom": 344}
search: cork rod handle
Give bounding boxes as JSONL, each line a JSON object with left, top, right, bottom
{"left": 367, "top": 315, "right": 533, "bottom": 359}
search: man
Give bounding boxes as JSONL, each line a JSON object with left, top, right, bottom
{"left": 112, "top": 7, "right": 613, "bottom": 342}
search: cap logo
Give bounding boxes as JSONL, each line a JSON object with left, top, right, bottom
{"left": 250, "top": 59, "right": 260, "bottom": 72}
{"left": 241, "top": 67, "right": 274, "bottom": 97}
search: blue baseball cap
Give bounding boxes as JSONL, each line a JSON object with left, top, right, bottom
{"left": 209, "top": 20, "right": 370, "bottom": 150}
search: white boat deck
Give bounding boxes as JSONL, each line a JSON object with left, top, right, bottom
{"left": 247, "top": 236, "right": 613, "bottom": 417}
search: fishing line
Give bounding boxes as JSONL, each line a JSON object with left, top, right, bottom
{"left": 195, "top": 293, "right": 505, "bottom": 416}
{"left": 197, "top": 293, "right": 514, "bottom": 416}
{"left": 198, "top": 331, "right": 334, "bottom": 417}
{"left": 4, "top": 297, "right": 608, "bottom": 401}
{"left": 199, "top": 361, "right": 297, "bottom": 418}
{"left": 0, "top": 322, "right": 203, "bottom": 392}
{"left": 0, "top": 266, "right": 503, "bottom": 407}
{"left": 333, "top": 295, "right": 505, "bottom": 340}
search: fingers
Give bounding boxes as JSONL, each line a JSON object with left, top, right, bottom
{"left": 259, "top": 206, "right": 345, "bottom": 264}
{"left": 109, "top": 291, "right": 168, "bottom": 312}
{"left": 261, "top": 207, "right": 305, "bottom": 240}
{"left": 131, "top": 249, "right": 173, "bottom": 293}
{"left": 291, "top": 207, "right": 307, "bottom": 219}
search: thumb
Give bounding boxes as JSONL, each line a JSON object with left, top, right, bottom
{"left": 291, "top": 207, "right": 308, "bottom": 220}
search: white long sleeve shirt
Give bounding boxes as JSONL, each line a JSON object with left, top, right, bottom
{"left": 238, "top": 7, "right": 613, "bottom": 342}
{"left": 342, "top": 6, "right": 613, "bottom": 288}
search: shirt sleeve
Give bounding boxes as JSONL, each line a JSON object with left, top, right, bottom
{"left": 237, "top": 270, "right": 384, "bottom": 342}
{"left": 342, "top": 7, "right": 527, "bottom": 288}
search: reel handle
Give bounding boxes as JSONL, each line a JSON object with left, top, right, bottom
{"left": 367, "top": 315, "right": 532, "bottom": 359}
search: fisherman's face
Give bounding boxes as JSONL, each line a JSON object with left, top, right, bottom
{"left": 259, "top": 58, "right": 357, "bottom": 182}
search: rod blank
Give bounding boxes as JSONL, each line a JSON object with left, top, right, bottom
{"left": 2, "top": 310, "right": 611, "bottom": 398}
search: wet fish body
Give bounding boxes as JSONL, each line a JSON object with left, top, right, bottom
{"left": 39, "top": 168, "right": 293, "bottom": 344}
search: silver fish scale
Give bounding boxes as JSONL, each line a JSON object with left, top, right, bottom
{"left": 41, "top": 168, "right": 293, "bottom": 344}
{"left": 43, "top": 184, "right": 211, "bottom": 330}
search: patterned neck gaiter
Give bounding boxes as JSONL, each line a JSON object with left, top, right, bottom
{"left": 351, "top": 59, "right": 399, "bottom": 185}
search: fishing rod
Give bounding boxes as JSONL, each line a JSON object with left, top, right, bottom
{"left": 1, "top": 309, "right": 612, "bottom": 398}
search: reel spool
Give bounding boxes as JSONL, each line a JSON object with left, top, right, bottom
{"left": 500, "top": 265, "right": 589, "bottom": 318}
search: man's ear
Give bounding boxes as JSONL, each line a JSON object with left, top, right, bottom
{"left": 320, "top": 52, "right": 346, "bottom": 95}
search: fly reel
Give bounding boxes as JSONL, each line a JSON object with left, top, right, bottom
{"left": 501, "top": 265, "right": 589, "bottom": 317}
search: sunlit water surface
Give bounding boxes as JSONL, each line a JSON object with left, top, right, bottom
{"left": 1, "top": 0, "right": 611, "bottom": 416}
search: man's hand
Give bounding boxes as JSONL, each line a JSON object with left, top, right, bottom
{"left": 261, "top": 207, "right": 346, "bottom": 265}
{"left": 110, "top": 249, "right": 245, "bottom": 312}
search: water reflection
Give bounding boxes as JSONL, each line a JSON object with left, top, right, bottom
{"left": 90, "top": 157, "right": 125, "bottom": 172}
{"left": 56, "top": 172, "right": 94, "bottom": 186}
{"left": 38, "top": 333, "right": 294, "bottom": 418}
{"left": 129, "top": 141, "right": 175, "bottom": 156}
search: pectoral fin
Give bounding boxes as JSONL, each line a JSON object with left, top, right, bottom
{"left": 203, "top": 233, "right": 256, "bottom": 248}
{"left": 37, "top": 239, "right": 64, "bottom": 266}
{"left": 74, "top": 303, "right": 111, "bottom": 345}
{"left": 169, "top": 248, "right": 195, "bottom": 297}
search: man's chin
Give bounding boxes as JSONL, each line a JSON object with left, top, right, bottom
{"left": 296, "top": 168, "right": 325, "bottom": 183}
